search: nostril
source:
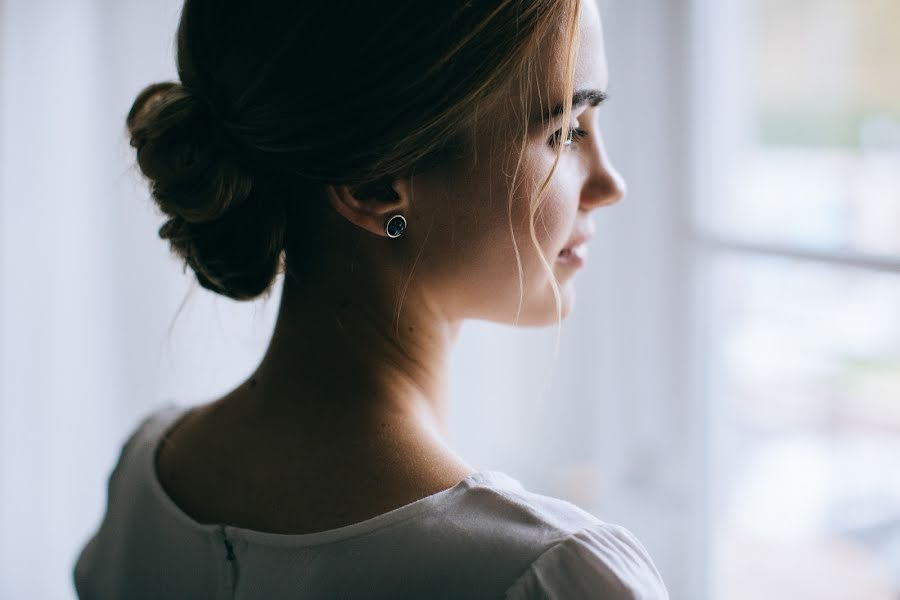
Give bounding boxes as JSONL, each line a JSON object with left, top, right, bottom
{"left": 601, "top": 168, "right": 626, "bottom": 205}
{"left": 584, "top": 171, "right": 625, "bottom": 208}
{"left": 613, "top": 171, "right": 627, "bottom": 200}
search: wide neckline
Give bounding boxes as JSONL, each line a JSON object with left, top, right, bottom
{"left": 142, "top": 402, "right": 515, "bottom": 547}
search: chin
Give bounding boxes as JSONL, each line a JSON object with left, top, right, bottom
{"left": 502, "top": 279, "right": 577, "bottom": 328}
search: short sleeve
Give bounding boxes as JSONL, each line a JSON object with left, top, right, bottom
{"left": 502, "top": 523, "right": 670, "bottom": 600}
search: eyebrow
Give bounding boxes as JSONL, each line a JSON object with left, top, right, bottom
{"left": 538, "top": 89, "right": 608, "bottom": 124}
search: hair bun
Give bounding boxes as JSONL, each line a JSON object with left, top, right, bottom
{"left": 127, "top": 81, "right": 254, "bottom": 223}
{"left": 127, "top": 82, "right": 286, "bottom": 301}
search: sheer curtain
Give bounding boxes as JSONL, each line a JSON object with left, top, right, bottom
{"left": 0, "top": 2, "right": 693, "bottom": 598}
{"left": 0, "top": 2, "right": 202, "bottom": 598}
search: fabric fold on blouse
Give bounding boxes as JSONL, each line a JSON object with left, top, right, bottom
{"left": 502, "top": 523, "right": 670, "bottom": 599}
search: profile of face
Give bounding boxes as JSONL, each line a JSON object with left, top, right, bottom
{"left": 327, "top": 1, "right": 624, "bottom": 329}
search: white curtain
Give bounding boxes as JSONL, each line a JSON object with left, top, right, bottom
{"left": 0, "top": 1, "right": 695, "bottom": 598}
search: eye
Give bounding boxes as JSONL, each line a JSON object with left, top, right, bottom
{"left": 548, "top": 125, "right": 589, "bottom": 149}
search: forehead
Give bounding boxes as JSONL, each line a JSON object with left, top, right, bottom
{"left": 574, "top": 0, "right": 608, "bottom": 91}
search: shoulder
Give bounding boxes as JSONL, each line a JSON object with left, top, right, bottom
{"left": 457, "top": 472, "right": 669, "bottom": 599}
{"left": 501, "top": 520, "right": 670, "bottom": 599}
{"left": 78, "top": 401, "right": 191, "bottom": 530}
{"left": 445, "top": 472, "right": 669, "bottom": 598}
{"left": 102, "top": 403, "right": 190, "bottom": 493}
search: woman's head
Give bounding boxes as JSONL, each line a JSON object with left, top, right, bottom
{"left": 127, "top": 0, "right": 622, "bottom": 329}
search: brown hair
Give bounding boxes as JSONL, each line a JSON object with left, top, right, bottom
{"left": 127, "top": 0, "right": 582, "bottom": 330}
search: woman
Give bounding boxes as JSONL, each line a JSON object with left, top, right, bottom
{"left": 74, "top": 0, "right": 669, "bottom": 597}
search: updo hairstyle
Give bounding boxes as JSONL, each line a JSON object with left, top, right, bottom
{"left": 126, "top": 0, "right": 581, "bottom": 302}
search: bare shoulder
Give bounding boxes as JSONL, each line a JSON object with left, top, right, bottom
{"left": 154, "top": 397, "right": 474, "bottom": 535}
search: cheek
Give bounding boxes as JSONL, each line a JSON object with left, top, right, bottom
{"left": 413, "top": 173, "right": 531, "bottom": 301}
{"left": 524, "top": 158, "right": 581, "bottom": 256}
{"left": 414, "top": 140, "right": 577, "bottom": 286}
{"left": 410, "top": 170, "right": 516, "bottom": 283}
{"left": 465, "top": 147, "right": 579, "bottom": 267}
{"left": 534, "top": 187, "right": 571, "bottom": 248}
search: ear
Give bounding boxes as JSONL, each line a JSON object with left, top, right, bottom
{"left": 324, "top": 177, "right": 412, "bottom": 238}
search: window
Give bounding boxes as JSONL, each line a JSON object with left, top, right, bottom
{"left": 694, "top": 0, "right": 900, "bottom": 597}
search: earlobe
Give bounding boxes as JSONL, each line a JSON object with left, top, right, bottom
{"left": 324, "top": 179, "right": 409, "bottom": 238}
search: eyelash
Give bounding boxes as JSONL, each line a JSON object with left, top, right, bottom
{"left": 548, "top": 126, "right": 589, "bottom": 149}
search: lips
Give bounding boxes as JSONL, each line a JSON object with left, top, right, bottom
{"left": 557, "top": 243, "right": 588, "bottom": 267}
{"left": 559, "top": 233, "right": 593, "bottom": 255}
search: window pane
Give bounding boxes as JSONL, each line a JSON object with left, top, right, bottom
{"left": 707, "top": 0, "right": 900, "bottom": 256}
{"left": 710, "top": 253, "right": 900, "bottom": 599}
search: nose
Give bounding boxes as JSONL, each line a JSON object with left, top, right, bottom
{"left": 580, "top": 133, "right": 626, "bottom": 210}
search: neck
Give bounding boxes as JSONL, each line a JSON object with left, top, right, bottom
{"left": 243, "top": 256, "right": 461, "bottom": 441}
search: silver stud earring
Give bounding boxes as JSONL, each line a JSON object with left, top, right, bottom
{"left": 384, "top": 214, "right": 406, "bottom": 238}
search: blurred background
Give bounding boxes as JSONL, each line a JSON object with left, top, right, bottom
{"left": 1, "top": 0, "right": 898, "bottom": 598}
